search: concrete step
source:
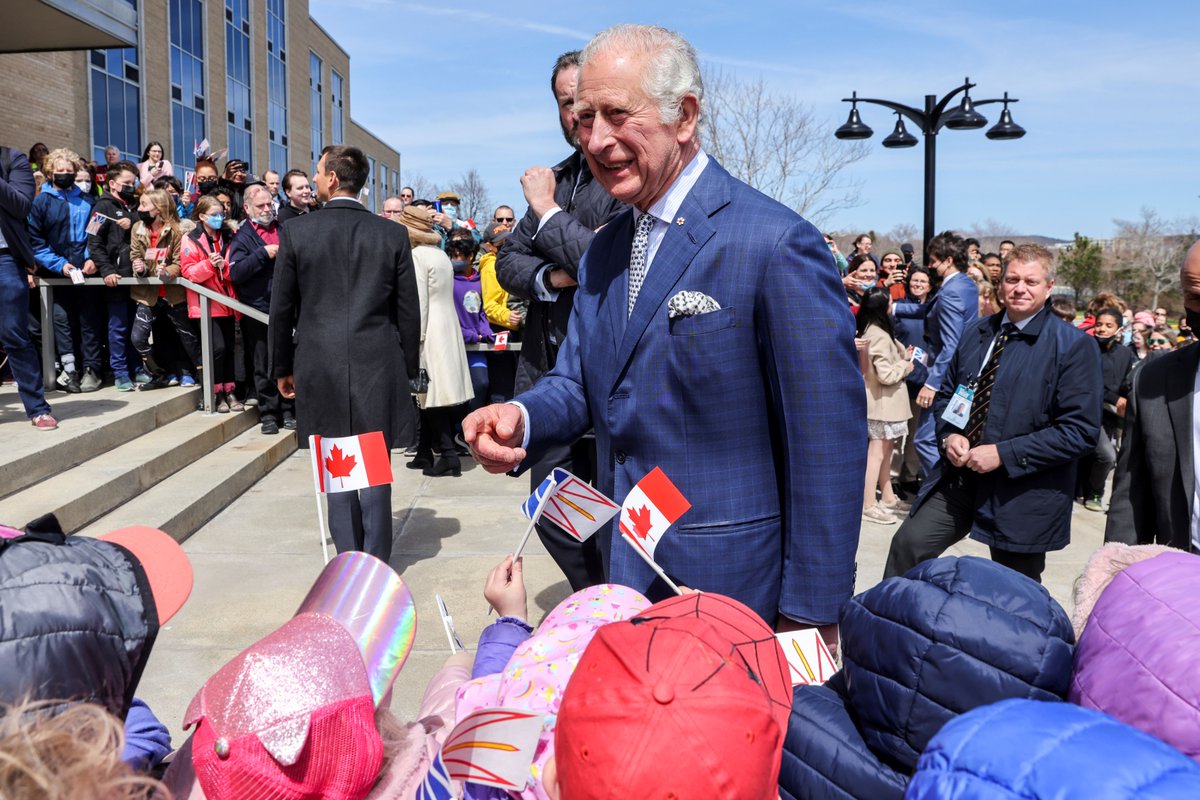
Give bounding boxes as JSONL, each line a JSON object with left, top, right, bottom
{"left": 0, "top": 403, "right": 257, "bottom": 532}
{"left": 77, "top": 425, "right": 298, "bottom": 542}
{"left": 0, "top": 384, "right": 200, "bottom": 501}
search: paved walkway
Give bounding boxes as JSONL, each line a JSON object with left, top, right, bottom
{"left": 135, "top": 452, "right": 1107, "bottom": 734}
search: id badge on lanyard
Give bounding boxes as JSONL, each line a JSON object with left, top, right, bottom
{"left": 940, "top": 333, "right": 1002, "bottom": 430}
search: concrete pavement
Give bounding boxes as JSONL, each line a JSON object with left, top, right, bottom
{"left": 133, "top": 449, "right": 1108, "bottom": 738}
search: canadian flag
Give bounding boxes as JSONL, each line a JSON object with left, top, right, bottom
{"left": 776, "top": 629, "right": 837, "bottom": 686}
{"left": 310, "top": 432, "right": 394, "bottom": 494}
{"left": 618, "top": 467, "right": 691, "bottom": 560}
{"left": 493, "top": 331, "right": 509, "bottom": 351}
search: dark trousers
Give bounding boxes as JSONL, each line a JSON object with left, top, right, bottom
{"left": 417, "top": 404, "right": 460, "bottom": 458}
{"left": 209, "top": 316, "right": 236, "bottom": 386}
{"left": 487, "top": 351, "right": 519, "bottom": 403}
{"left": 105, "top": 289, "right": 141, "bottom": 378}
{"left": 0, "top": 253, "right": 50, "bottom": 418}
{"left": 326, "top": 484, "right": 393, "bottom": 564}
{"left": 884, "top": 470, "right": 1047, "bottom": 583}
{"left": 240, "top": 317, "right": 292, "bottom": 422}
{"left": 132, "top": 299, "right": 201, "bottom": 371}
{"left": 530, "top": 436, "right": 604, "bottom": 592}
{"left": 54, "top": 284, "right": 105, "bottom": 372}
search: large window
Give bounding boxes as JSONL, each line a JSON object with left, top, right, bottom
{"left": 169, "top": 0, "right": 206, "bottom": 165}
{"left": 266, "top": 0, "right": 288, "bottom": 174}
{"left": 225, "top": 0, "right": 252, "bottom": 164}
{"left": 89, "top": 44, "right": 141, "bottom": 163}
{"left": 330, "top": 70, "right": 345, "bottom": 144}
{"left": 379, "top": 162, "right": 388, "bottom": 202}
{"left": 366, "top": 155, "right": 376, "bottom": 212}
{"left": 310, "top": 52, "right": 323, "bottom": 172}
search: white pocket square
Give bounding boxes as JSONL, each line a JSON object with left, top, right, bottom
{"left": 668, "top": 291, "right": 722, "bottom": 319}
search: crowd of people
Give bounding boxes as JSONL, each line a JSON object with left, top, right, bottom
{"left": 4, "top": 18, "right": 1200, "bottom": 800}
{"left": 0, "top": 140, "right": 527, "bottom": 443}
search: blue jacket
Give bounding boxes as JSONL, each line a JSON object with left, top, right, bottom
{"left": 228, "top": 220, "right": 276, "bottom": 312}
{"left": 0, "top": 147, "right": 36, "bottom": 270}
{"left": 918, "top": 307, "right": 1103, "bottom": 552}
{"left": 893, "top": 270, "right": 977, "bottom": 392}
{"left": 28, "top": 182, "right": 94, "bottom": 274}
{"left": 779, "top": 556, "right": 1075, "bottom": 800}
{"left": 515, "top": 158, "right": 865, "bottom": 625}
{"left": 908, "top": 699, "right": 1200, "bottom": 799}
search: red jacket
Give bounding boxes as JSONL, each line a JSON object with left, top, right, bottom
{"left": 180, "top": 227, "right": 240, "bottom": 319}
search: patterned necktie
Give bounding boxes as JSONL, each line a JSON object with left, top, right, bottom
{"left": 627, "top": 212, "right": 656, "bottom": 317}
{"left": 965, "top": 323, "right": 1017, "bottom": 446}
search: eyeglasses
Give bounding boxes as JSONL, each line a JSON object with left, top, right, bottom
{"left": 1149, "top": 338, "right": 1171, "bottom": 345}
{"left": 495, "top": 216, "right": 515, "bottom": 223}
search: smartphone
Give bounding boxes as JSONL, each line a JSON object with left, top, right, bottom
{"left": 434, "top": 200, "right": 442, "bottom": 213}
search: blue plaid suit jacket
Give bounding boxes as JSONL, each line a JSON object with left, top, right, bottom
{"left": 516, "top": 159, "right": 865, "bottom": 624}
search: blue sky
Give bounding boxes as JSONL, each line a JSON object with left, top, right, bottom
{"left": 310, "top": 0, "right": 1199, "bottom": 240}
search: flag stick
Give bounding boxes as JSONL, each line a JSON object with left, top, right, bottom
{"left": 436, "top": 594, "right": 457, "bottom": 654}
{"left": 308, "top": 436, "right": 331, "bottom": 564}
{"left": 513, "top": 476, "right": 557, "bottom": 562}
{"left": 620, "top": 531, "right": 683, "bottom": 595}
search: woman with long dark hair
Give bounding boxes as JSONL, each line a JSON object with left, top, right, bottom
{"left": 857, "top": 286, "right": 914, "bottom": 524}
{"left": 137, "top": 141, "right": 174, "bottom": 186}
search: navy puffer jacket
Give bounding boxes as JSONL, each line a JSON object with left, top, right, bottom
{"left": 908, "top": 698, "right": 1200, "bottom": 798}
{"left": 779, "top": 557, "right": 1075, "bottom": 800}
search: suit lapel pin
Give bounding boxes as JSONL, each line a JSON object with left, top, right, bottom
{"left": 675, "top": 217, "right": 685, "bottom": 226}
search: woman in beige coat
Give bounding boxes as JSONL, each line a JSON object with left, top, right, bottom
{"left": 857, "top": 286, "right": 914, "bottom": 525}
{"left": 397, "top": 205, "right": 473, "bottom": 477}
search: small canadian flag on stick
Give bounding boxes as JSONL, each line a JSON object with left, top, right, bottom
{"left": 310, "top": 432, "right": 393, "bottom": 494}
{"left": 618, "top": 467, "right": 691, "bottom": 561}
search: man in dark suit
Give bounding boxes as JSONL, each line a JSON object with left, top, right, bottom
{"left": 466, "top": 25, "right": 865, "bottom": 637}
{"left": 270, "top": 145, "right": 421, "bottom": 564}
{"left": 885, "top": 243, "right": 1103, "bottom": 582}
{"left": 496, "top": 50, "right": 626, "bottom": 591}
{"left": 0, "top": 145, "right": 55, "bottom": 428}
{"left": 893, "top": 231, "right": 979, "bottom": 476}
{"left": 1106, "top": 241, "right": 1200, "bottom": 550}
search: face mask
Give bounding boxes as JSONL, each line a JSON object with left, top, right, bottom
{"left": 443, "top": 204, "right": 459, "bottom": 220}
{"left": 253, "top": 209, "right": 276, "bottom": 226}
{"left": 1095, "top": 334, "right": 1116, "bottom": 348}
{"left": 1186, "top": 308, "right": 1200, "bottom": 335}
{"left": 451, "top": 259, "right": 470, "bottom": 274}
{"left": 859, "top": 282, "right": 874, "bottom": 292}
{"left": 197, "top": 178, "right": 219, "bottom": 194}
{"left": 205, "top": 214, "right": 225, "bottom": 229}
{"left": 52, "top": 172, "right": 75, "bottom": 190}
{"left": 117, "top": 185, "right": 136, "bottom": 204}
{"left": 138, "top": 210, "right": 156, "bottom": 225}
{"left": 75, "top": 180, "right": 91, "bottom": 193}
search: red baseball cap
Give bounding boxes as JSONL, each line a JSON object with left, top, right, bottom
{"left": 98, "top": 525, "right": 193, "bottom": 624}
{"left": 555, "top": 599, "right": 784, "bottom": 799}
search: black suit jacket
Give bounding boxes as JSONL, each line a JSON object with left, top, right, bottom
{"left": 269, "top": 199, "right": 421, "bottom": 447}
{"left": 0, "top": 147, "right": 36, "bottom": 270}
{"left": 496, "top": 151, "right": 624, "bottom": 393}
{"left": 1106, "top": 345, "right": 1199, "bottom": 550}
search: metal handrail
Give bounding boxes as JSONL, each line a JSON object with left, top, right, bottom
{"left": 35, "top": 276, "right": 520, "bottom": 413}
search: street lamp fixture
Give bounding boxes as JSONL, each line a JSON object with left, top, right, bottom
{"left": 835, "top": 77, "right": 1024, "bottom": 252}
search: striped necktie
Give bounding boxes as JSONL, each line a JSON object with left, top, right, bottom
{"left": 627, "top": 212, "right": 655, "bottom": 317}
{"left": 965, "top": 323, "right": 1017, "bottom": 446}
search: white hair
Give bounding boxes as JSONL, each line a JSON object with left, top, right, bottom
{"left": 242, "top": 183, "right": 272, "bottom": 207}
{"left": 580, "top": 24, "right": 704, "bottom": 126}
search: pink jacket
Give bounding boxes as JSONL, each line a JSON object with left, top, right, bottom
{"left": 179, "top": 228, "right": 239, "bottom": 319}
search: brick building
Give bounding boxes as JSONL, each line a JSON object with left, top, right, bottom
{"left": 0, "top": 0, "right": 400, "bottom": 211}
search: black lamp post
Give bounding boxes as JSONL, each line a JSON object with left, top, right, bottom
{"left": 835, "top": 78, "right": 1024, "bottom": 255}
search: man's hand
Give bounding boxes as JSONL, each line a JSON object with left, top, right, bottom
{"left": 484, "top": 554, "right": 528, "bottom": 620}
{"left": 277, "top": 375, "right": 296, "bottom": 399}
{"left": 916, "top": 385, "right": 936, "bottom": 409}
{"left": 431, "top": 211, "right": 454, "bottom": 229}
{"left": 1116, "top": 396, "right": 1128, "bottom": 417}
{"left": 103, "top": 273, "right": 120, "bottom": 287}
{"left": 82, "top": 259, "right": 97, "bottom": 275}
{"left": 945, "top": 433, "right": 971, "bottom": 468}
{"left": 116, "top": 216, "right": 132, "bottom": 230}
{"left": 462, "top": 403, "right": 526, "bottom": 473}
{"left": 521, "top": 167, "right": 558, "bottom": 219}
{"left": 964, "top": 443, "right": 1002, "bottom": 473}
{"left": 548, "top": 268, "right": 577, "bottom": 289}
{"left": 264, "top": 244, "right": 279, "bottom": 259}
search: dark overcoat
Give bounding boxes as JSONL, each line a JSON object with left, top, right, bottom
{"left": 269, "top": 198, "right": 421, "bottom": 447}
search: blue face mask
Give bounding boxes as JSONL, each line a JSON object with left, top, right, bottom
{"left": 451, "top": 259, "right": 470, "bottom": 274}
{"left": 205, "top": 214, "right": 225, "bottom": 229}
{"left": 443, "top": 204, "right": 459, "bottom": 220}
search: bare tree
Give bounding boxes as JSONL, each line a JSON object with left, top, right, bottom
{"left": 449, "top": 168, "right": 493, "bottom": 223}
{"left": 401, "top": 171, "right": 438, "bottom": 204}
{"left": 1112, "top": 208, "right": 1183, "bottom": 308}
{"left": 701, "top": 69, "right": 869, "bottom": 227}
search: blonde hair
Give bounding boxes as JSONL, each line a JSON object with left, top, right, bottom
{"left": 0, "top": 699, "right": 166, "bottom": 800}
{"left": 44, "top": 147, "right": 82, "bottom": 174}
{"left": 141, "top": 188, "right": 180, "bottom": 232}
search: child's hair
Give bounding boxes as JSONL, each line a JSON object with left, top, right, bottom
{"left": 1049, "top": 296, "right": 1076, "bottom": 322}
{"left": 0, "top": 699, "right": 164, "bottom": 800}
{"left": 141, "top": 188, "right": 180, "bottom": 231}
{"left": 1096, "top": 306, "right": 1124, "bottom": 327}
{"left": 192, "top": 194, "right": 225, "bottom": 224}
{"left": 855, "top": 285, "right": 895, "bottom": 339}
{"left": 446, "top": 236, "right": 477, "bottom": 261}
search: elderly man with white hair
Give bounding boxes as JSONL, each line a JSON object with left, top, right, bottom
{"left": 229, "top": 182, "right": 295, "bottom": 433}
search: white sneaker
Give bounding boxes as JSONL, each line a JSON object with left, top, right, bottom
{"left": 862, "top": 505, "right": 898, "bottom": 525}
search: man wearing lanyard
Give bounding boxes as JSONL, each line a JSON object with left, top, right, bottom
{"left": 884, "top": 243, "right": 1102, "bottom": 582}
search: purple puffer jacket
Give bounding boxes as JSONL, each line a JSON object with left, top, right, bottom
{"left": 1069, "top": 550, "right": 1200, "bottom": 760}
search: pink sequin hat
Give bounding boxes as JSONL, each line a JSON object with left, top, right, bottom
{"left": 180, "top": 552, "right": 417, "bottom": 800}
